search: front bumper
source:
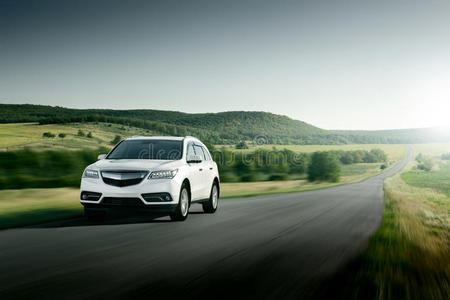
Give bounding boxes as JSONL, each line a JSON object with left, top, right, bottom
{"left": 80, "top": 176, "right": 182, "bottom": 209}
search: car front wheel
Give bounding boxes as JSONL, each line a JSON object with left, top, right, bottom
{"left": 170, "top": 184, "right": 189, "bottom": 221}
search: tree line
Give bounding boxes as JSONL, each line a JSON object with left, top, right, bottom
{"left": 0, "top": 147, "right": 387, "bottom": 190}
{"left": 211, "top": 147, "right": 387, "bottom": 182}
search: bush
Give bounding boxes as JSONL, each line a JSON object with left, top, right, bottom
{"left": 77, "top": 129, "right": 85, "bottom": 137}
{"left": 58, "top": 133, "right": 66, "bottom": 139}
{"left": 240, "top": 174, "right": 255, "bottom": 182}
{"left": 416, "top": 153, "right": 424, "bottom": 163}
{"left": 340, "top": 152, "right": 354, "bottom": 164}
{"left": 308, "top": 151, "right": 341, "bottom": 182}
{"left": 0, "top": 148, "right": 110, "bottom": 189}
{"left": 268, "top": 173, "right": 289, "bottom": 181}
{"left": 417, "top": 157, "right": 433, "bottom": 171}
{"left": 87, "top": 132, "right": 93, "bottom": 138}
{"left": 42, "top": 132, "right": 55, "bottom": 138}
{"left": 110, "top": 135, "right": 121, "bottom": 145}
{"left": 235, "top": 141, "right": 248, "bottom": 149}
{"left": 380, "top": 164, "right": 387, "bottom": 170}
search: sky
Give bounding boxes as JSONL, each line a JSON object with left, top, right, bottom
{"left": 1, "top": 0, "right": 450, "bottom": 130}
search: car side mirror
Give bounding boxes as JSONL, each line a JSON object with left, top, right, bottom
{"left": 187, "top": 154, "right": 202, "bottom": 163}
{"left": 97, "top": 154, "right": 107, "bottom": 160}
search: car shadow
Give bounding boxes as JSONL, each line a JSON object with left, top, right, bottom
{"left": 29, "top": 208, "right": 207, "bottom": 229}
{"left": 29, "top": 213, "right": 172, "bottom": 229}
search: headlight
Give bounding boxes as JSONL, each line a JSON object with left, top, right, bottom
{"left": 83, "top": 169, "right": 99, "bottom": 179}
{"left": 148, "top": 169, "right": 178, "bottom": 179}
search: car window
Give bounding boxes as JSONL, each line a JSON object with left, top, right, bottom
{"left": 107, "top": 140, "right": 183, "bottom": 160}
{"left": 186, "top": 142, "right": 195, "bottom": 158}
{"left": 194, "top": 145, "right": 206, "bottom": 160}
{"left": 201, "top": 146, "right": 211, "bottom": 161}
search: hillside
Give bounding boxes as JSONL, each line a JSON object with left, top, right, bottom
{"left": 1, "top": 104, "right": 449, "bottom": 145}
{"left": 0, "top": 122, "right": 159, "bottom": 151}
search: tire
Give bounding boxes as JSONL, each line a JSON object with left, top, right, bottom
{"left": 84, "top": 208, "right": 105, "bottom": 221}
{"left": 202, "top": 182, "right": 219, "bottom": 213}
{"left": 170, "top": 184, "right": 190, "bottom": 221}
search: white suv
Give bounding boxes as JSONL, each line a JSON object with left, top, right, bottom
{"left": 80, "top": 136, "right": 220, "bottom": 221}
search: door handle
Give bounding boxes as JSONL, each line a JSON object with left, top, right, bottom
{"left": 199, "top": 168, "right": 203, "bottom": 171}
{"left": 209, "top": 167, "right": 213, "bottom": 170}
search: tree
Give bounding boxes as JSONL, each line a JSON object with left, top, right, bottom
{"left": 307, "top": 151, "right": 341, "bottom": 182}
{"left": 235, "top": 141, "right": 248, "bottom": 149}
{"left": 77, "top": 129, "right": 85, "bottom": 137}
{"left": 416, "top": 153, "right": 424, "bottom": 163}
{"left": 87, "top": 132, "right": 93, "bottom": 138}
{"left": 234, "top": 153, "right": 255, "bottom": 181}
{"left": 42, "top": 132, "right": 55, "bottom": 138}
{"left": 417, "top": 157, "right": 433, "bottom": 171}
{"left": 340, "top": 152, "right": 354, "bottom": 164}
{"left": 370, "top": 149, "right": 387, "bottom": 162}
{"left": 58, "top": 133, "right": 66, "bottom": 139}
{"left": 110, "top": 135, "right": 121, "bottom": 145}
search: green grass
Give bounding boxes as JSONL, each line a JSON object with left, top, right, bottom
{"left": 341, "top": 163, "right": 383, "bottom": 176}
{"left": 0, "top": 188, "right": 82, "bottom": 229}
{"left": 402, "top": 163, "right": 450, "bottom": 197}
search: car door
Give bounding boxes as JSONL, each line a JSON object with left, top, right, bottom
{"left": 193, "top": 144, "right": 210, "bottom": 199}
{"left": 186, "top": 142, "right": 204, "bottom": 201}
{"left": 199, "top": 145, "right": 216, "bottom": 195}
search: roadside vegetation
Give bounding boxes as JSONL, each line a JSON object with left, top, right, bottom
{"left": 0, "top": 146, "right": 389, "bottom": 190}
{"left": 0, "top": 188, "right": 82, "bottom": 229}
{"left": 330, "top": 145, "right": 450, "bottom": 300}
{"left": 0, "top": 143, "right": 401, "bottom": 229}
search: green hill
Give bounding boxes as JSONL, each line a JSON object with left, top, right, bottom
{"left": 0, "top": 104, "right": 449, "bottom": 145}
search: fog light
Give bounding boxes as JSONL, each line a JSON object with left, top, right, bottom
{"left": 141, "top": 193, "right": 173, "bottom": 202}
{"left": 80, "top": 191, "right": 102, "bottom": 201}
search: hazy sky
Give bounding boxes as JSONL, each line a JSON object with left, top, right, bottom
{"left": 1, "top": 0, "right": 450, "bottom": 130}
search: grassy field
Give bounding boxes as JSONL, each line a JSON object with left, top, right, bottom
{"left": 0, "top": 123, "right": 407, "bottom": 163}
{"left": 330, "top": 144, "right": 450, "bottom": 300}
{"left": 0, "top": 122, "right": 159, "bottom": 151}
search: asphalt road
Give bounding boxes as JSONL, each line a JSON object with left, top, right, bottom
{"left": 0, "top": 149, "right": 412, "bottom": 300}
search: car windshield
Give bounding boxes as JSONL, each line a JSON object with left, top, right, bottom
{"left": 107, "top": 139, "right": 183, "bottom": 160}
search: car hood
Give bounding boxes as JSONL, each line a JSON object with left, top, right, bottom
{"left": 90, "top": 159, "right": 181, "bottom": 171}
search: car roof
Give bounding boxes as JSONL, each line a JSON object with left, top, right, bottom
{"left": 125, "top": 136, "right": 200, "bottom": 143}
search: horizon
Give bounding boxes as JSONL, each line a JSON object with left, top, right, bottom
{"left": 2, "top": 0, "right": 450, "bottom": 130}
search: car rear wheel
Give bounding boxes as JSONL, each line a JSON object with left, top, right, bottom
{"left": 202, "top": 183, "right": 218, "bottom": 213}
{"left": 170, "top": 184, "right": 189, "bottom": 221}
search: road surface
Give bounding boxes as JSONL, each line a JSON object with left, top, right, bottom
{"left": 0, "top": 149, "right": 412, "bottom": 299}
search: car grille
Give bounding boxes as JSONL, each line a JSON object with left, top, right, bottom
{"left": 101, "top": 197, "right": 144, "bottom": 206}
{"left": 101, "top": 171, "right": 148, "bottom": 187}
